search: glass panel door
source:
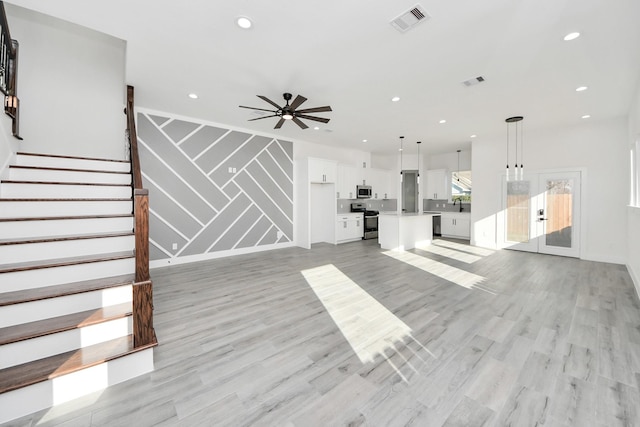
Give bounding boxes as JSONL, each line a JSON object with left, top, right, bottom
{"left": 538, "top": 172, "right": 580, "bottom": 257}
{"left": 501, "top": 170, "right": 581, "bottom": 258}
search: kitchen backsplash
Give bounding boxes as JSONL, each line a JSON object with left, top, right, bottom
{"left": 424, "top": 199, "right": 472, "bottom": 213}
{"left": 337, "top": 199, "right": 398, "bottom": 213}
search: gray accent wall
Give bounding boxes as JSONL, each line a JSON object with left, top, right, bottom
{"left": 137, "top": 112, "right": 293, "bottom": 262}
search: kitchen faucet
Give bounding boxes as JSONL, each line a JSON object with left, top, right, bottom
{"left": 453, "top": 198, "right": 464, "bottom": 212}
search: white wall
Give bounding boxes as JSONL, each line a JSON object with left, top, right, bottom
{"left": 5, "top": 4, "right": 126, "bottom": 159}
{"left": 472, "top": 116, "right": 629, "bottom": 264}
{"left": 0, "top": 116, "right": 19, "bottom": 181}
{"left": 427, "top": 150, "right": 472, "bottom": 172}
{"left": 627, "top": 77, "right": 640, "bottom": 296}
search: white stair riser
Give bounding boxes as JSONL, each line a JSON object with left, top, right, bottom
{"left": 0, "top": 200, "right": 132, "bottom": 218}
{"left": 1, "top": 183, "right": 131, "bottom": 199}
{"left": 0, "top": 217, "right": 133, "bottom": 240}
{"left": 16, "top": 155, "right": 130, "bottom": 173}
{"left": 0, "top": 285, "right": 132, "bottom": 328}
{"left": 0, "top": 235, "right": 134, "bottom": 264}
{"left": 1, "top": 257, "right": 135, "bottom": 292}
{"left": 0, "top": 317, "right": 132, "bottom": 369}
{"left": 0, "top": 348, "right": 154, "bottom": 424}
{"left": 9, "top": 168, "right": 131, "bottom": 185}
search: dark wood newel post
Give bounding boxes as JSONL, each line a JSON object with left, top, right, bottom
{"left": 127, "top": 85, "right": 155, "bottom": 347}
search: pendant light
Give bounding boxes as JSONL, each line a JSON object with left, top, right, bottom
{"left": 456, "top": 149, "right": 461, "bottom": 181}
{"left": 417, "top": 141, "right": 421, "bottom": 184}
{"left": 399, "top": 136, "right": 404, "bottom": 182}
{"left": 505, "top": 116, "right": 524, "bottom": 181}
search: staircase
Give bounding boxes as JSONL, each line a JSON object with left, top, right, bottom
{"left": 0, "top": 152, "right": 156, "bottom": 424}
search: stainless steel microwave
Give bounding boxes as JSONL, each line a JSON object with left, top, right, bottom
{"left": 356, "top": 185, "right": 372, "bottom": 199}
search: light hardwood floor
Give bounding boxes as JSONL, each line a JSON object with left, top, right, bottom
{"left": 4, "top": 239, "right": 640, "bottom": 426}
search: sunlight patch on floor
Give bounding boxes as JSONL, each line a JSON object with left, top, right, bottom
{"left": 432, "top": 239, "right": 495, "bottom": 257}
{"left": 301, "top": 264, "right": 434, "bottom": 379}
{"left": 416, "top": 243, "right": 482, "bottom": 264}
{"left": 382, "top": 250, "right": 495, "bottom": 294}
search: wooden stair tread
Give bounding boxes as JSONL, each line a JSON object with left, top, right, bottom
{"left": 0, "top": 274, "right": 135, "bottom": 306}
{"left": 0, "top": 251, "right": 134, "bottom": 274}
{"left": 16, "top": 152, "right": 129, "bottom": 163}
{"left": 0, "top": 231, "right": 134, "bottom": 245}
{"left": 9, "top": 165, "right": 130, "bottom": 175}
{"left": 0, "top": 335, "right": 156, "bottom": 394}
{"left": 0, "top": 302, "right": 132, "bottom": 345}
{"left": 0, "top": 214, "right": 133, "bottom": 223}
{"left": 1, "top": 180, "right": 131, "bottom": 187}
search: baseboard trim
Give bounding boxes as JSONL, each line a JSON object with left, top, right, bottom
{"left": 149, "top": 241, "right": 296, "bottom": 269}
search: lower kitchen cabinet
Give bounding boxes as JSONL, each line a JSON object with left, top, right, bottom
{"left": 336, "top": 213, "right": 363, "bottom": 243}
{"left": 441, "top": 213, "right": 470, "bottom": 239}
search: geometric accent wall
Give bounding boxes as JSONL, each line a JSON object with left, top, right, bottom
{"left": 136, "top": 112, "right": 293, "bottom": 261}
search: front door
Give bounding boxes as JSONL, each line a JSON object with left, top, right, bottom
{"left": 501, "top": 170, "right": 581, "bottom": 257}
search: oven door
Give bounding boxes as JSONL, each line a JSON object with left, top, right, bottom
{"left": 363, "top": 215, "right": 378, "bottom": 239}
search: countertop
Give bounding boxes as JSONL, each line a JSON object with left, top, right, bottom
{"left": 379, "top": 212, "right": 440, "bottom": 217}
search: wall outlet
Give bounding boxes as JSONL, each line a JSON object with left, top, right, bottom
{"left": 340, "top": 204, "right": 343, "bottom": 209}
{"left": 172, "top": 243, "right": 178, "bottom": 250}
{"left": 276, "top": 231, "right": 283, "bottom": 239}
{"left": 228, "top": 167, "right": 233, "bottom": 173}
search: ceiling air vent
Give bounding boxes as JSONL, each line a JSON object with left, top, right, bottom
{"left": 391, "top": 5, "right": 430, "bottom": 33}
{"left": 462, "top": 76, "right": 486, "bottom": 87}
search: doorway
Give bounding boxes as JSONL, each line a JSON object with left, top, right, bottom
{"left": 500, "top": 170, "right": 582, "bottom": 257}
{"left": 402, "top": 170, "right": 418, "bottom": 213}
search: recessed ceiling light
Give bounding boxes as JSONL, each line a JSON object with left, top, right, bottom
{"left": 564, "top": 32, "right": 580, "bottom": 41}
{"left": 439, "top": 119, "right": 446, "bottom": 124}
{"left": 398, "top": 148, "right": 403, "bottom": 152}
{"left": 576, "top": 86, "right": 588, "bottom": 92}
{"left": 391, "top": 96, "right": 400, "bottom": 102}
{"left": 470, "top": 134, "right": 477, "bottom": 138}
{"left": 188, "top": 93, "right": 198, "bottom": 99}
{"left": 362, "top": 139, "right": 367, "bottom": 143}
{"left": 581, "top": 114, "right": 591, "bottom": 119}
{"left": 313, "top": 126, "right": 320, "bottom": 130}
{"left": 236, "top": 17, "right": 252, "bottom": 29}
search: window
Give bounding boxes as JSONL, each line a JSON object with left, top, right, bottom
{"left": 451, "top": 170, "right": 471, "bottom": 202}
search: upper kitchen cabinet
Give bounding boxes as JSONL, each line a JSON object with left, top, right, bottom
{"left": 309, "top": 158, "right": 337, "bottom": 183}
{"left": 366, "top": 168, "right": 391, "bottom": 199}
{"left": 425, "top": 169, "right": 450, "bottom": 200}
{"left": 337, "top": 164, "right": 359, "bottom": 199}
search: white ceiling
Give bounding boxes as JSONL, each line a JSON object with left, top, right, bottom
{"left": 8, "top": 0, "right": 640, "bottom": 155}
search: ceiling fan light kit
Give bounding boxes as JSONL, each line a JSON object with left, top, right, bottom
{"left": 239, "top": 92, "right": 332, "bottom": 129}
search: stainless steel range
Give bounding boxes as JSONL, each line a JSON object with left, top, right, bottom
{"left": 350, "top": 203, "right": 379, "bottom": 240}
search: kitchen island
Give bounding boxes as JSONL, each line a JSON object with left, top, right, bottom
{"left": 378, "top": 212, "right": 438, "bottom": 251}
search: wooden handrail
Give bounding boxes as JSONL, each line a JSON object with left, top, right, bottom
{"left": 125, "top": 85, "right": 155, "bottom": 347}
{"left": 0, "top": 1, "right": 22, "bottom": 139}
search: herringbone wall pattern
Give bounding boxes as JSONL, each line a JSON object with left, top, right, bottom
{"left": 137, "top": 112, "right": 293, "bottom": 261}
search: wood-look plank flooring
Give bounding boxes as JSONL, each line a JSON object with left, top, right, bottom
{"left": 3, "top": 239, "right": 640, "bottom": 426}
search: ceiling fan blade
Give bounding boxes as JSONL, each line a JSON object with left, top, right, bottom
{"left": 239, "top": 105, "right": 277, "bottom": 113}
{"left": 296, "top": 114, "right": 330, "bottom": 124}
{"left": 274, "top": 118, "right": 286, "bottom": 129}
{"left": 247, "top": 114, "right": 279, "bottom": 121}
{"left": 289, "top": 95, "right": 307, "bottom": 110}
{"left": 296, "top": 106, "right": 332, "bottom": 114}
{"left": 257, "top": 95, "right": 283, "bottom": 110}
{"left": 292, "top": 117, "right": 309, "bottom": 129}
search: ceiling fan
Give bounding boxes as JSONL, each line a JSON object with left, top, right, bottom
{"left": 239, "top": 92, "right": 332, "bottom": 129}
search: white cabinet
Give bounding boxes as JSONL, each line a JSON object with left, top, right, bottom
{"left": 441, "top": 213, "right": 470, "bottom": 239}
{"left": 336, "top": 213, "right": 363, "bottom": 243}
{"left": 309, "top": 158, "right": 337, "bottom": 183}
{"left": 426, "top": 169, "right": 449, "bottom": 200}
{"left": 362, "top": 168, "right": 396, "bottom": 199}
{"left": 337, "top": 164, "right": 358, "bottom": 199}
{"left": 367, "top": 169, "right": 387, "bottom": 199}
